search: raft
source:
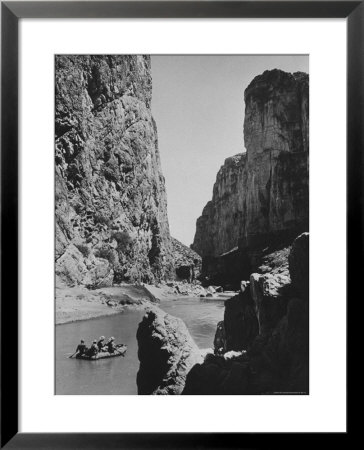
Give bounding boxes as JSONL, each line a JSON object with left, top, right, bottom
{"left": 76, "top": 345, "right": 127, "bottom": 360}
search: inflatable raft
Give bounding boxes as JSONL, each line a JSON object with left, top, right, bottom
{"left": 76, "top": 345, "right": 127, "bottom": 360}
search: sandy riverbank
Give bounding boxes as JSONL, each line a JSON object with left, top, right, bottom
{"left": 56, "top": 282, "right": 238, "bottom": 325}
{"left": 56, "top": 284, "right": 162, "bottom": 325}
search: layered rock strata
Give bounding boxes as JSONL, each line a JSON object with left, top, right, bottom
{"left": 192, "top": 70, "right": 309, "bottom": 285}
{"left": 55, "top": 55, "right": 174, "bottom": 287}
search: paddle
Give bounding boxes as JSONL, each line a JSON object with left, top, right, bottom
{"left": 68, "top": 351, "right": 77, "bottom": 359}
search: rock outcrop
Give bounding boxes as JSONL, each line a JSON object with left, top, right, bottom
{"left": 192, "top": 70, "right": 309, "bottom": 285}
{"left": 223, "top": 286, "right": 259, "bottom": 352}
{"left": 242, "top": 70, "right": 309, "bottom": 248}
{"left": 250, "top": 247, "right": 291, "bottom": 337}
{"left": 171, "top": 237, "right": 202, "bottom": 281}
{"left": 193, "top": 153, "right": 246, "bottom": 260}
{"left": 136, "top": 307, "right": 204, "bottom": 394}
{"left": 138, "top": 233, "right": 309, "bottom": 395}
{"left": 55, "top": 55, "right": 174, "bottom": 287}
{"left": 183, "top": 232, "right": 309, "bottom": 394}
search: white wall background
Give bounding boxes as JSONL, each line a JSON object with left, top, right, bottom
{"left": 19, "top": 17, "right": 346, "bottom": 433}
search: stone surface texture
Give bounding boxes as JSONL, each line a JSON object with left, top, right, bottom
{"left": 249, "top": 247, "right": 292, "bottom": 337}
{"left": 172, "top": 237, "right": 202, "bottom": 281}
{"left": 192, "top": 70, "right": 309, "bottom": 283}
{"left": 192, "top": 153, "right": 246, "bottom": 259}
{"left": 223, "top": 289, "right": 259, "bottom": 352}
{"left": 55, "top": 55, "right": 174, "bottom": 287}
{"left": 136, "top": 307, "right": 204, "bottom": 395}
{"left": 138, "top": 233, "right": 309, "bottom": 395}
{"left": 289, "top": 232, "right": 309, "bottom": 301}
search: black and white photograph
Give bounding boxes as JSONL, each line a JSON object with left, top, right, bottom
{"left": 55, "top": 54, "right": 309, "bottom": 395}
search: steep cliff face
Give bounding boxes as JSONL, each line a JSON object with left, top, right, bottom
{"left": 192, "top": 70, "right": 309, "bottom": 284}
{"left": 137, "top": 233, "right": 309, "bottom": 395}
{"left": 55, "top": 55, "right": 174, "bottom": 287}
{"left": 171, "top": 237, "right": 202, "bottom": 280}
{"left": 193, "top": 153, "right": 246, "bottom": 258}
{"left": 192, "top": 153, "right": 249, "bottom": 284}
{"left": 242, "top": 70, "right": 309, "bottom": 248}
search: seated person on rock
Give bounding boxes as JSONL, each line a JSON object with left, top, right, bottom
{"left": 74, "top": 339, "right": 87, "bottom": 358}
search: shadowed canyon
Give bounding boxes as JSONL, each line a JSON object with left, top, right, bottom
{"left": 55, "top": 55, "right": 309, "bottom": 395}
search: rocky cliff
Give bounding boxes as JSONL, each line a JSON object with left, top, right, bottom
{"left": 55, "top": 55, "right": 174, "bottom": 287}
{"left": 172, "top": 237, "right": 202, "bottom": 281}
{"left": 192, "top": 70, "right": 309, "bottom": 285}
{"left": 185, "top": 232, "right": 308, "bottom": 394}
{"left": 193, "top": 153, "right": 246, "bottom": 259}
{"left": 137, "top": 307, "right": 204, "bottom": 394}
{"left": 137, "top": 233, "right": 309, "bottom": 395}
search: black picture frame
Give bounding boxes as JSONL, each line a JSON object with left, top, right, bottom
{"left": 1, "top": 1, "right": 355, "bottom": 447}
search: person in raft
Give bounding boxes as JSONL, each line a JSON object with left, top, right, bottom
{"left": 74, "top": 339, "right": 87, "bottom": 357}
{"left": 97, "top": 336, "right": 106, "bottom": 352}
{"left": 106, "top": 337, "right": 117, "bottom": 354}
{"left": 87, "top": 340, "right": 99, "bottom": 357}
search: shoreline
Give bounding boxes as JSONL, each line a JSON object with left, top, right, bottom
{"left": 56, "top": 284, "right": 157, "bottom": 325}
{"left": 56, "top": 308, "right": 127, "bottom": 326}
{"left": 56, "top": 282, "right": 237, "bottom": 325}
{"left": 56, "top": 283, "right": 185, "bottom": 325}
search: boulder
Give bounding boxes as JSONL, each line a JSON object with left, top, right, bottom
{"left": 183, "top": 352, "right": 251, "bottom": 395}
{"left": 213, "top": 321, "right": 227, "bottom": 355}
{"left": 249, "top": 271, "right": 290, "bottom": 336}
{"left": 249, "top": 247, "right": 291, "bottom": 336}
{"left": 136, "top": 307, "right": 203, "bottom": 395}
{"left": 223, "top": 290, "right": 259, "bottom": 351}
{"left": 192, "top": 285, "right": 207, "bottom": 297}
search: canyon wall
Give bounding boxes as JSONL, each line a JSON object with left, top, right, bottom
{"left": 193, "top": 153, "right": 246, "bottom": 259}
{"left": 172, "top": 237, "right": 202, "bottom": 281}
{"left": 192, "top": 70, "right": 309, "bottom": 284}
{"left": 55, "top": 55, "right": 174, "bottom": 287}
{"left": 137, "top": 233, "right": 309, "bottom": 395}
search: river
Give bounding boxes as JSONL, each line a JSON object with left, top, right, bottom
{"left": 55, "top": 296, "right": 225, "bottom": 394}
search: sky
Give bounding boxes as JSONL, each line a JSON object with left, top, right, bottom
{"left": 151, "top": 55, "right": 309, "bottom": 246}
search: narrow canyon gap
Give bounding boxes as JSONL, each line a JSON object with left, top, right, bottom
{"left": 55, "top": 55, "right": 309, "bottom": 397}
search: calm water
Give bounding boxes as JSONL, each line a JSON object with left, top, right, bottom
{"left": 56, "top": 296, "right": 225, "bottom": 395}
